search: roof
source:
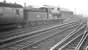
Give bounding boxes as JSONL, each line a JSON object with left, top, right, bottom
{"left": 0, "top": 2, "right": 23, "bottom": 8}
{"left": 24, "top": 8, "right": 48, "bottom": 12}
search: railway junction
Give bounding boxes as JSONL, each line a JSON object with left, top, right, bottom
{"left": 0, "top": 15, "right": 88, "bottom": 50}
{"left": 0, "top": 1, "right": 88, "bottom": 50}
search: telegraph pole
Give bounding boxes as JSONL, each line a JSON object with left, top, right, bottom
{"left": 24, "top": 0, "right": 26, "bottom": 7}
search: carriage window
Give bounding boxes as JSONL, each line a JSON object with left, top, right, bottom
{"left": 16, "top": 9, "right": 19, "bottom": 15}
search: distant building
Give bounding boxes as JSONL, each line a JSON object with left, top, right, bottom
{"left": 60, "top": 10, "right": 73, "bottom": 19}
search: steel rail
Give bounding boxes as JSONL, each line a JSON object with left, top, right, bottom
{"left": 59, "top": 33, "right": 84, "bottom": 50}
{"left": 0, "top": 22, "right": 61, "bottom": 38}
{"left": 59, "top": 26, "right": 87, "bottom": 50}
{"left": 18, "top": 21, "right": 84, "bottom": 50}
{"left": 0, "top": 20, "right": 80, "bottom": 48}
{"left": 0, "top": 21, "right": 80, "bottom": 49}
{"left": 0, "top": 21, "right": 80, "bottom": 43}
{"left": 50, "top": 21, "right": 86, "bottom": 50}
{"left": 75, "top": 28, "right": 88, "bottom": 50}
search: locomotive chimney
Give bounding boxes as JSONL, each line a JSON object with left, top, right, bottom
{"left": 3, "top": 0, "right": 6, "bottom": 3}
{"left": 24, "top": 0, "right": 26, "bottom": 7}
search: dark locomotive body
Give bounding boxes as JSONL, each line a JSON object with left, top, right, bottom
{"left": 24, "top": 7, "right": 48, "bottom": 21}
{"left": 0, "top": 2, "right": 62, "bottom": 28}
{"left": 0, "top": 2, "right": 24, "bottom": 25}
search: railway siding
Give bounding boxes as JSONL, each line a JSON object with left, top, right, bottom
{"left": 0, "top": 20, "right": 81, "bottom": 50}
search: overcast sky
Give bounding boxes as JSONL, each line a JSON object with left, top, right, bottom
{"left": 1, "top": 0, "right": 88, "bottom": 16}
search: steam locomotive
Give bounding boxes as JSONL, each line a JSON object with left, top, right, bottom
{"left": 0, "top": 2, "right": 62, "bottom": 28}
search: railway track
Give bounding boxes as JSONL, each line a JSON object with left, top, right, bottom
{"left": 0, "top": 23, "right": 60, "bottom": 40}
{"left": 22, "top": 21, "right": 85, "bottom": 50}
{"left": 0, "top": 22, "right": 61, "bottom": 38}
{"left": 0, "top": 20, "right": 83, "bottom": 50}
{"left": 0, "top": 17, "right": 79, "bottom": 40}
{"left": 0, "top": 20, "right": 81, "bottom": 43}
{"left": 1, "top": 21, "right": 79, "bottom": 44}
{"left": 56, "top": 28, "right": 87, "bottom": 50}
{"left": 76, "top": 30, "right": 88, "bottom": 50}
{"left": 60, "top": 27, "right": 87, "bottom": 50}
{"left": 59, "top": 34, "right": 84, "bottom": 50}
{"left": 50, "top": 20, "right": 87, "bottom": 50}
{"left": 74, "top": 29, "right": 88, "bottom": 50}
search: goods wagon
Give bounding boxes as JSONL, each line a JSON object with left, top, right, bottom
{"left": 0, "top": 2, "right": 23, "bottom": 25}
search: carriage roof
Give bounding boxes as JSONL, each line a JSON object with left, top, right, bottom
{"left": 0, "top": 2, "right": 23, "bottom": 8}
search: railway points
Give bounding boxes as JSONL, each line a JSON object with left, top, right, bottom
{"left": 59, "top": 34, "right": 84, "bottom": 50}
{"left": 50, "top": 21, "right": 87, "bottom": 50}
{"left": 0, "top": 21, "right": 79, "bottom": 44}
{"left": 0, "top": 2, "right": 88, "bottom": 50}
{"left": 0, "top": 19, "right": 84, "bottom": 50}
{"left": 0, "top": 20, "right": 80, "bottom": 42}
{"left": 77, "top": 31, "right": 88, "bottom": 50}
{"left": 22, "top": 22, "right": 82, "bottom": 50}
{"left": 57, "top": 27, "right": 87, "bottom": 50}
